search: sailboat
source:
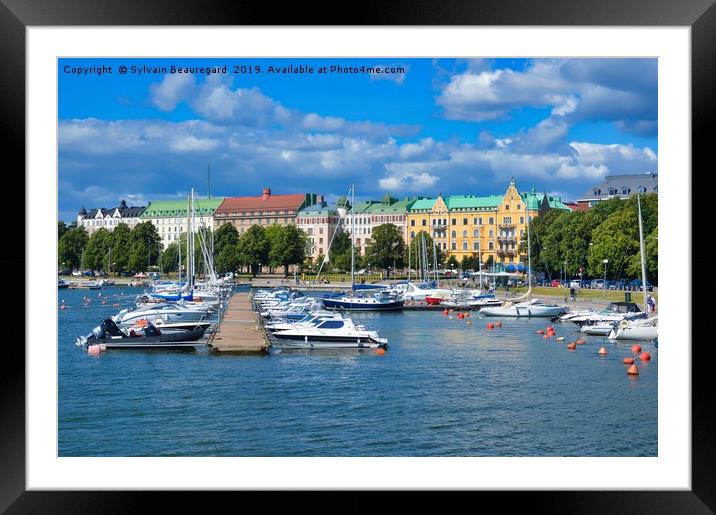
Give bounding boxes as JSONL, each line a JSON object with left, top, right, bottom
{"left": 608, "top": 195, "right": 657, "bottom": 340}
{"left": 481, "top": 201, "right": 566, "bottom": 317}
{"left": 321, "top": 184, "right": 404, "bottom": 311}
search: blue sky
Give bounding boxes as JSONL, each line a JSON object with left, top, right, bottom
{"left": 58, "top": 58, "right": 657, "bottom": 222}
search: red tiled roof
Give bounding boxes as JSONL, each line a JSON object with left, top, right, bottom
{"left": 216, "top": 193, "right": 307, "bottom": 214}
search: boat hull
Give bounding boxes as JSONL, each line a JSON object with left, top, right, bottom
{"left": 608, "top": 326, "right": 658, "bottom": 340}
{"left": 321, "top": 298, "right": 404, "bottom": 310}
{"left": 481, "top": 305, "right": 566, "bottom": 317}
{"left": 270, "top": 334, "right": 386, "bottom": 349}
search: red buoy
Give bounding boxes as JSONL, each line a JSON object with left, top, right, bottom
{"left": 639, "top": 352, "right": 651, "bottom": 361}
{"left": 627, "top": 364, "right": 639, "bottom": 375}
{"left": 567, "top": 342, "right": 577, "bottom": 350}
{"left": 495, "top": 321, "right": 501, "bottom": 327}
{"left": 487, "top": 323, "right": 494, "bottom": 330}
{"left": 623, "top": 357, "right": 635, "bottom": 365}
{"left": 575, "top": 338, "right": 585, "bottom": 345}
{"left": 631, "top": 344, "right": 642, "bottom": 353}
{"left": 443, "top": 309, "right": 449, "bottom": 316}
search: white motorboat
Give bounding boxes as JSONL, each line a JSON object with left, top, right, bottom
{"left": 270, "top": 317, "right": 388, "bottom": 349}
{"left": 565, "top": 302, "right": 646, "bottom": 326}
{"left": 114, "top": 302, "right": 211, "bottom": 326}
{"left": 264, "top": 312, "right": 344, "bottom": 332}
{"left": 401, "top": 281, "right": 452, "bottom": 301}
{"left": 481, "top": 298, "right": 567, "bottom": 317}
{"left": 607, "top": 317, "right": 658, "bottom": 340}
{"left": 440, "top": 290, "right": 503, "bottom": 309}
{"left": 580, "top": 322, "right": 617, "bottom": 336}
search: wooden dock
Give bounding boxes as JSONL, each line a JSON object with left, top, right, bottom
{"left": 208, "top": 292, "right": 269, "bottom": 355}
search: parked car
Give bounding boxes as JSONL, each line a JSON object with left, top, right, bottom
{"left": 58, "top": 268, "right": 71, "bottom": 276}
{"left": 628, "top": 279, "right": 654, "bottom": 291}
{"left": 82, "top": 270, "right": 95, "bottom": 277}
{"left": 72, "top": 270, "right": 82, "bottom": 276}
{"left": 148, "top": 272, "right": 160, "bottom": 280}
{"left": 551, "top": 279, "right": 561, "bottom": 288}
{"left": 569, "top": 279, "right": 581, "bottom": 289}
{"left": 590, "top": 279, "right": 605, "bottom": 289}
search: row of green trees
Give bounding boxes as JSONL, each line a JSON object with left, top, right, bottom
{"left": 521, "top": 193, "right": 658, "bottom": 283}
{"left": 58, "top": 221, "right": 162, "bottom": 273}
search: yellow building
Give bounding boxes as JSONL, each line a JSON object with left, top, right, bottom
{"left": 405, "top": 179, "right": 572, "bottom": 266}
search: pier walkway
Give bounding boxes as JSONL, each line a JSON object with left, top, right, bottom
{"left": 208, "top": 292, "right": 269, "bottom": 355}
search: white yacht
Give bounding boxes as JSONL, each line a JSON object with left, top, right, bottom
{"left": 481, "top": 298, "right": 567, "bottom": 318}
{"left": 564, "top": 302, "right": 646, "bottom": 326}
{"left": 270, "top": 317, "right": 388, "bottom": 349}
{"left": 607, "top": 317, "right": 658, "bottom": 341}
{"left": 113, "top": 302, "right": 212, "bottom": 326}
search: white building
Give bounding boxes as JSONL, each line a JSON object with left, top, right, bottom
{"left": 77, "top": 200, "right": 146, "bottom": 235}
{"left": 139, "top": 198, "right": 224, "bottom": 249}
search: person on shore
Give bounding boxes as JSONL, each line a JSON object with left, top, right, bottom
{"left": 570, "top": 287, "right": 576, "bottom": 302}
{"left": 647, "top": 295, "right": 657, "bottom": 312}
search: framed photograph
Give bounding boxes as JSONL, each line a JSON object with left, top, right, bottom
{"left": 5, "top": 0, "right": 714, "bottom": 511}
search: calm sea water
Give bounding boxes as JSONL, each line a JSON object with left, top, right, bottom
{"left": 58, "top": 287, "right": 657, "bottom": 457}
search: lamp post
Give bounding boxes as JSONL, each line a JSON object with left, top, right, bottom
{"left": 602, "top": 259, "right": 609, "bottom": 295}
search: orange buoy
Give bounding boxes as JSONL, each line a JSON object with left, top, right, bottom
{"left": 487, "top": 323, "right": 494, "bottom": 330}
{"left": 575, "top": 338, "right": 585, "bottom": 345}
{"left": 623, "top": 357, "right": 635, "bottom": 365}
{"left": 443, "top": 309, "right": 449, "bottom": 316}
{"left": 457, "top": 313, "right": 464, "bottom": 319}
{"left": 465, "top": 313, "right": 470, "bottom": 318}
{"left": 639, "top": 352, "right": 651, "bottom": 361}
{"left": 631, "top": 344, "right": 642, "bottom": 353}
{"left": 99, "top": 344, "right": 107, "bottom": 351}
{"left": 87, "top": 345, "right": 101, "bottom": 357}
{"left": 546, "top": 326, "right": 553, "bottom": 331}
{"left": 567, "top": 342, "right": 577, "bottom": 350}
{"left": 543, "top": 334, "right": 549, "bottom": 339}
{"left": 627, "top": 364, "right": 639, "bottom": 375}
{"left": 536, "top": 330, "right": 545, "bottom": 334}
{"left": 113, "top": 303, "right": 120, "bottom": 307}
{"left": 375, "top": 348, "right": 386, "bottom": 355}
{"left": 495, "top": 321, "right": 501, "bottom": 327}
{"left": 598, "top": 346, "right": 607, "bottom": 355}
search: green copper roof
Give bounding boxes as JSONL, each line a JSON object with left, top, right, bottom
{"left": 410, "top": 198, "right": 437, "bottom": 211}
{"left": 445, "top": 195, "right": 503, "bottom": 209}
{"left": 297, "top": 202, "right": 338, "bottom": 217}
{"left": 348, "top": 197, "right": 417, "bottom": 214}
{"left": 409, "top": 195, "right": 502, "bottom": 212}
{"left": 140, "top": 197, "right": 224, "bottom": 218}
{"left": 521, "top": 192, "right": 571, "bottom": 211}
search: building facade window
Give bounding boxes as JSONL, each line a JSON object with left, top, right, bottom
{"left": 489, "top": 217, "right": 494, "bottom": 225}
{"left": 451, "top": 230, "right": 456, "bottom": 238}
{"left": 489, "top": 241, "right": 494, "bottom": 250}
{"left": 451, "top": 242, "right": 456, "bottom": 250}
{"left": 473, "top": 241, "right": 479, "bottom": 250}
{"left": 462, "top": 242, "right": 467, "bottom": 250}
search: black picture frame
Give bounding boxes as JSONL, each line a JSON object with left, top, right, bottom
{"left": 3, "top": 1, "right": 713, "bottom": 512}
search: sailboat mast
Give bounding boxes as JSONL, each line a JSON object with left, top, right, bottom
{"left": 351, "top": 184, "right": 355, "bottom": 291}
{"left": 478, "top": 224, "right": 483, "bottom": 288}
{"left": 433, "top": 240, "right": 438, "bottom": 286}
{"left": 637, "top": 195, "right": 648, "bottom": 312}
{"left": 526, "top": 201, "right": 532, "bottom": 297}
{"left": 408, "top": 234, "right": 411, "bottom": 282}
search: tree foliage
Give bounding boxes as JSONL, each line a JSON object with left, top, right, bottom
{"left": 365, "top": 224, "right": 405, "bottom": 278}
{"left": 127, "top": 222, "right": 162, "bottom": 273}
{"left": 269, "top": 224, "right": 309, "bottom": 277}
{"left": 520, "top": 193, "right": 657, "bottom": 283}
{"left": 58, "top": 226, "right": 88, "bottom": 270}
{"left": 236, "top": 225, "right": 269, "bottom": 277}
